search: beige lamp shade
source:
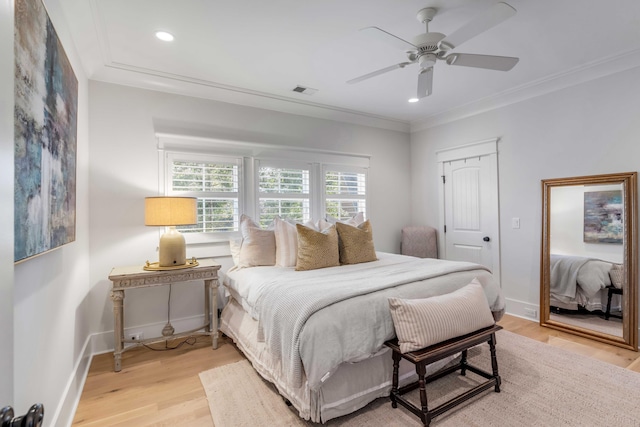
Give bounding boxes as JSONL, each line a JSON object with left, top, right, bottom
{"left": 145, "top": 197, "right": 197, "bottom": 226}
{"left": 145, "top": 197, "right": 197, "bottom": 267}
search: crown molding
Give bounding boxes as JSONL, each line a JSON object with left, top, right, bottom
{"left": 93, "top": 60, "right": 411, "bottom": 133}
{"left": 410, "top": 48, "right": 640, "bottom": 133}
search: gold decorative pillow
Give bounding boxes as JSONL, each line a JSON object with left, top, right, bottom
{"left": 335, "top": 220, "right": 377, "bottom": 265}
{"left": 295, "top": 224, "right": 339, "bottom": 271}
{"left": 388, "top": 279, "right": 495, "bottom": 353}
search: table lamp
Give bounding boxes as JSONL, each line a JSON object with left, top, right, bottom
{"left": 145, "top": 197, "right": 197, "bottom": 267}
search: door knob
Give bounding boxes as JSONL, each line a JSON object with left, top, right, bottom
{"left": 483, "top": 236, "right": 491, "bottom": 242}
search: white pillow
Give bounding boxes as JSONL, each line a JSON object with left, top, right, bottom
{"left": 316, "top": 218, "right": 332, "bottom": 231}
{"left": 274, "top": 217, "right": 297, "bottom": 267}
{"left": 609, "top": 263, "right": 623, "bottom": 289}
{"left": 229, "top": 238, "right": 242, "bottom": 266}
{"left": 237, "top": 214, "right": 276, "bottom": 268}
{"left": 388, "top": 279, "right": 495, "bottom": 354}
{"left": 274, "top": 217, "right": 317, "bottom": 267}
{"left": 326, "top": 212, "right": 365, "bottom": 227}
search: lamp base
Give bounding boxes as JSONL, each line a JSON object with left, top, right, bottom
{"left": 159, "top": 226, "right": 187, "bottom": 267}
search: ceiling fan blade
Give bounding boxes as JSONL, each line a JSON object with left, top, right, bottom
{"left": 417, "top": 67, "right": 433, "bottom": 99}
{"left": 347, "top": 61, "right": 414, "bottom": 84}
{"left": 445, "top": 53, "right": 519, "bottom": 71}
{"left": 360, "top": 26, "right": 417, "bottom": 51}
{"left": 438, "top": 2, "right": 516, "bottom": 51}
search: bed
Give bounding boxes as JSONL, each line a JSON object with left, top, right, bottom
{"left": 549, "top": 254, "right": 622, "bottom": 312}
{"left": 219, "top": 251, "right": 505, "bottom": 423}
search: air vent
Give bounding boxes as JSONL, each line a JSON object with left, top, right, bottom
{"left": 292, "top": 85, "right": 318, "bottom": 95}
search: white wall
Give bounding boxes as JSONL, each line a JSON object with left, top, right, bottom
{"left": 550, "top": 184, "right": 624, "bottom": 263}
{"left": 11, "top": 0, "right": 91, "bottom": 425}
{"left": 411, "top": 66, "right": 640, "bottom": 319}
{"left": 0, "top": 0, "right": 15, "bottom": 408}
{"left": 88, "top": 81, "right": 411, "bottom": 350}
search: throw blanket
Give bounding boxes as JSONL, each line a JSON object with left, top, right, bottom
{"left": 550, "top": 254, "right": 592, "bottom": 298}
{"left": 251, "top": 253, "right": 498, "bottom": 390}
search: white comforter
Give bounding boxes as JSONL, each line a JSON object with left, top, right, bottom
{"left": 223, "top": 252, "right": 504, "bottom": 391}
{"left": 550, "top": 254, "right": 613, "bottom": 304}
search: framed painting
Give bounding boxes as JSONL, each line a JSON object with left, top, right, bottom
{"left": 14, "top": 0, "right": 78, "bottom": 262}
{"left": 583, "top": 190, "right": 623, "bottom": 244}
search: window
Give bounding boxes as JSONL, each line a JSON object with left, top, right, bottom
{"left": 167, "top": 154, "right": 242, "bottom": 233}
{"left": 159, "top": 135, "right": 370, "bottom": 240}
{"left": 324, "top": 168, "right": 367, "bottom": 221}
{"left": 258, "top": 163, "right": 310, "bottom": 227}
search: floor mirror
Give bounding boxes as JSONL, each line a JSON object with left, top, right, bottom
{"left": 540, "top": 172, "right": 638, "bottom": 351}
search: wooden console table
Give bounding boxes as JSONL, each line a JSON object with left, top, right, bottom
{"left": 108, "top": 259, "right": 221, "bottom": 372}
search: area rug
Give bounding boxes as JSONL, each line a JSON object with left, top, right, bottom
{"left": 199, "top": 330, "right": 640, "bottom": 426}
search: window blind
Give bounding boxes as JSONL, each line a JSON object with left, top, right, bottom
{"left": 170, "top": 159, "right": 240, "bottom": 232}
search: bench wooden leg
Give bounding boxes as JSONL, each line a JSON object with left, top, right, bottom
{"left": 391, "top": 350, "right": 400, "bottom": 408}
{"left": 385, "top": 325, "right": 502, "bottom": 426}
{"left": 489, "top": 333, "right": 501, "bottom": 392}
{"left": 460, "top": 349, "right": 468, "bottom": 376}
{"left": 416, "top": 363, "right": 431, "bottom": 427}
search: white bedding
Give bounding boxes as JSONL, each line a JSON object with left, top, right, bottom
{"left": 223, "top": 252, "right": 505, "bottom": 392}
{"left": 550, "top": 254, "right": 614, "bottom": 309}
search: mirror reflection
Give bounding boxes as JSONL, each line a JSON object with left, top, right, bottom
{"left": 540, "top": 172, "right": 638, "bottom": 351}
{"left": 549, "top": 183, "right": 624, "bottom": 337}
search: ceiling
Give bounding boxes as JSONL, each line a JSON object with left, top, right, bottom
{"left": 59, "top": 0, "right": 640, "bottom": 132}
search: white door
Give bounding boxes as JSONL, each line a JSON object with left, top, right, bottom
{"left": 437, "top": 140, "right": 500, "bottom": 283}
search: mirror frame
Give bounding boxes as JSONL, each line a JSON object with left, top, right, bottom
{"left": 540, "top": 172, "right": 638, "bottom": 351}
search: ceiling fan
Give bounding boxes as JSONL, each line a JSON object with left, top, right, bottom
{"left": 347, "top": 2, "right": 519, "bottom": 99}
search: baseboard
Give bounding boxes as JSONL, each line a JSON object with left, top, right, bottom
{"left": 91, "top": 313, "right": 210, "bottom": 355}
{"left": 49, "top": 334, "right": 93, "bottom": 427}
{"left": 50, "top": 313, "right": 218, "bottom": 426}
{"left": 504, "top": 297, "right": 540, "bottom": 322}
{"left": 505, "top": 297, "right": 640, "bottom": 350}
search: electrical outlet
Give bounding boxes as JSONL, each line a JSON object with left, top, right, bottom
{"left": 523, "top": 308, "right": 538, "bottom": 319}
{"left": 127, "top": 332, "right": 144, "bottom": 341}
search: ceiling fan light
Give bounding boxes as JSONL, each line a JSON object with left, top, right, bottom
{"left": 155, "top": 31, "right": 174, "bottom": 42}
{"left": 418, "top": 53, "right": 437, "bottom": 68}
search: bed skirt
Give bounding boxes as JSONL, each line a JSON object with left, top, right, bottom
{"left": 219, "top": 297, "right": 455, "bottom": 423}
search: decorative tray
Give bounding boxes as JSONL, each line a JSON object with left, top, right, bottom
{"left": 143, "top": 258, "right": 199, "bottom": 271}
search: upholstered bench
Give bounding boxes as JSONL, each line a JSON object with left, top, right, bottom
{"left": 387, "top": 279, "right": 502, "bottom": 426}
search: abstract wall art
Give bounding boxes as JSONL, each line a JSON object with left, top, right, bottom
{"left": 14, "top": 0, "right": 78, "bottom": 262}
{"left": 584, "top": 190, "right": 623, "bottom": 244}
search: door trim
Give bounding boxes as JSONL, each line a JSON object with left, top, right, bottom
{"left": 436, "top": 138, "right": 501, "bottom": 286}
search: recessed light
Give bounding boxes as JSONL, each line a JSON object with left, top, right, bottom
{"left": 155, "top": 31, "right": 174, "bottom": 42}
{"left": 408, "top": 98, "right": 419, "bottom": 103}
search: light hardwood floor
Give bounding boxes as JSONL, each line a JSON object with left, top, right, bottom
{"left": 72, "top": 314, "right": 640, "bottom": 426}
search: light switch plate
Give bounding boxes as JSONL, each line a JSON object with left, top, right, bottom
{"left": 512, "top": 217, "right": 520, "bottom": 229}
